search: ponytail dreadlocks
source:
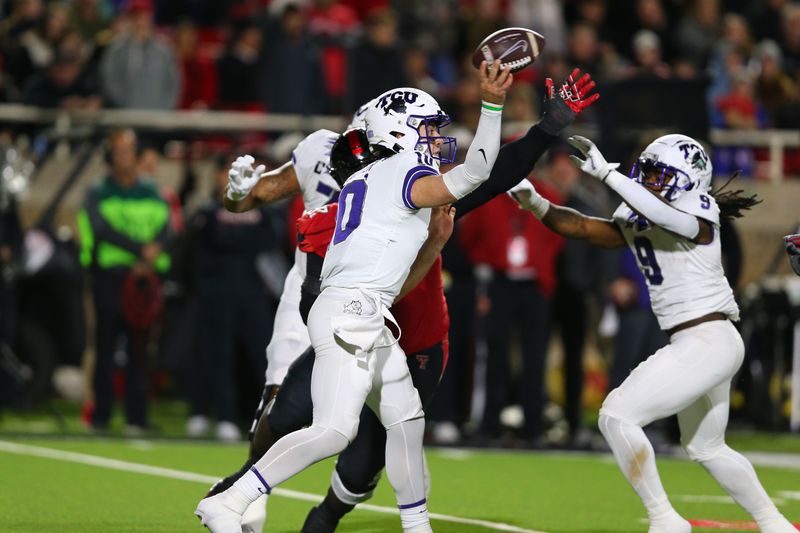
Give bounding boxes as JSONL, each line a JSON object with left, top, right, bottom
{"left": 709, "top": 171, "right": 762, "bottom": 220}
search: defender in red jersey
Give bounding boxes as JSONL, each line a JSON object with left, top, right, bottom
{"left": 297, "top": 202, "right": 450, "bottom": 368}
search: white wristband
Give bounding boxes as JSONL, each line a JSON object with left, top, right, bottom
{"left": 509, "top": 179, "right": 550, "bottom": 219}
{"left": 480, "top": 100, "right": 503, "bottom": 114}
{"left": 529, "top": 193, "right": 550, "bottom": 219}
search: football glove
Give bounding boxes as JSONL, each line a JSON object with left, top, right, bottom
{"left": 507, "top": 178, "right": 550, "bottom": 219}
{"left": 784, "top": 234, "right": 800, "bottom": 276}
{"left": 538, "top": 68, "right": 600, "bottom": 136}
{"left": 567, "top": 135, "right": 620, "bottom": 182}
{"left": 226, "top": 155, "right": 265, "bottom": 202}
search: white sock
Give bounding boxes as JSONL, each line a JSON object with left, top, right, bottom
{"left": 599, "top": 413, "right": 676, "bottom": 518}
{"left": 230, "top": 467, "right": 271, "bottom": 506}
{"left": 404, "top": 523, "right": 434, "bottom": 533}
{"left": 223, "top": 483, "right": 259, "bottom": 515}
{"left": 399, "top": 499, "right": 431, "bottom": 531}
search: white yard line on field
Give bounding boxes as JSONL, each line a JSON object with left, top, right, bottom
{"left": 741, "top": 452, "right": 800, "bottom": 471}
{"left": 0, "top": 440, "right": 546, "bottom": 533}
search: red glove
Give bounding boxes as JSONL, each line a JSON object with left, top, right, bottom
{"left": 545, "top": 67, "right": 600, "bottom": 113}
{"left": 538, "top": 68, "right": 600, "bottom": 135}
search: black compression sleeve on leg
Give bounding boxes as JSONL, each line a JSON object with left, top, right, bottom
{"left": 453, "top": 124, "right": 556, "bottom": 220}
{"left": 300, "top": 254, "right": 324, "bottom": 325}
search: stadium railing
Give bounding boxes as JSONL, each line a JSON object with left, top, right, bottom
{"left": 710, "top": 128, "right": 800, "bottom": 183}
{"left": 2, "top": 105, "right": 798, "bottom": 181}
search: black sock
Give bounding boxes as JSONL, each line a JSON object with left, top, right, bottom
{"left": 320, "top": 487, "right": 355, "bottom": 520}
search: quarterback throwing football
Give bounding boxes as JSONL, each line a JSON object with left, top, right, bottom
{"left": 197, "top": 61, "right": 512, "bottom": 533}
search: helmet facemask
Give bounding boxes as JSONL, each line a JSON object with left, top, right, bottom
{"left": 408, "top": 113, "right": 457, "bottom": 164}
{"left": 630, "top": 153, "right": 694, "bottom": 202}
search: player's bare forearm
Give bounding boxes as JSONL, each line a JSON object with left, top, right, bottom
{"left": 223, "top": 193, "right": 255, "bottom": 212}
{"left": 224, "top": 161, "right": 300, "bottom": 213}
{"left": 542, "top": 204, "right": 625, "bottom": 248}
{"left": 410, "top": 175, "right": 458, "bottom": 208}
{"left": 397, "top": 206, "right": 454, "bottom": 301}
{"left": 397, "top": 239, "right": 441, "bottom": 302}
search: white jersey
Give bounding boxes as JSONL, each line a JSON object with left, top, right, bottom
{"left": 321, "top": 150, "right": 438, "bottom": 306}
{"left": 290, "top": 129, "right": 342, "bottom": 277}
{"left": 612, "top": 190, "right": 740, "bottom": 330}
{"left": 292, "top": 129, "right": 342, "bottom": 211}
{"left": 262, "top": 130, "right": 339, "bottom": 384}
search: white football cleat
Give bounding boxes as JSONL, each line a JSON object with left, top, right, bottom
{"left": 195, "top": 493, "right": 244, "bottom": 533}
{"left": 647, "top": 511, "right": 691, "bottom": 533}
{"left": 240, "top": 494, "right": 267, "bottom": 533}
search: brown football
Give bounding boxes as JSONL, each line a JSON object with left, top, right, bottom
{"left": 471, "top": 27, "right": 546, "bottom": 73}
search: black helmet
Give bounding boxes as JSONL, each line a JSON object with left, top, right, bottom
{"left": 329, "top": 128, "right": 377, "bottom": 187}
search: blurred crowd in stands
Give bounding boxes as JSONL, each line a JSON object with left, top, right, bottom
{"left": 1, "top": 0, "right": 799, "bottom": 446}
{"left": 1, "top": 0, "right": 800, "bottom": 127}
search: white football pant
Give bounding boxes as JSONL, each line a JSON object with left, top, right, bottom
{"left": 599, "top": 320, "right": 794, "bottom": 532}
{"left": 249, "top": 287, "right": 427, "bottom": 510}
{"left": 264, "top": 261, "right": 311, "bottom": 386}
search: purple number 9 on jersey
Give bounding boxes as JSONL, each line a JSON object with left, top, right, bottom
{"left": 333, "top": 179, "right": 368, "bottom": 245}
{"left": 633, "top": 236, "right": 664, "bottom": 285}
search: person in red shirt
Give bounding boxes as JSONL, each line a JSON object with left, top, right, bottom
{"left": 459, "top": 180, "right": 564, "bottom": 443}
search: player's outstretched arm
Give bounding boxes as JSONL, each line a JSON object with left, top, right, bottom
{"left": 453, "top": 68, "right": 600, "bottom": 219}
{"left": 508, "top": 179, "right": 625, "bottom": 248}
{"left": 396, "top": 205, "right": 455, "bottom": 301}
{"left": 410, "top": 61, "right": 512, "bottom": 209}
{"left": 567, "top": 135, "right": 713, "bottom": 244}
{"left": 223, "top": 158, "right": 301, "bottom": 213}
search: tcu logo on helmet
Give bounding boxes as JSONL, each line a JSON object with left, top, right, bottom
{"left": 376, "top": 91, "right": 419, "bottom": 114}
{"left": 678, "top": 142, "right": 708, "bottom": 171}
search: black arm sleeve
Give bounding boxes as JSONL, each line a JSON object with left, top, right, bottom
{"left": 299, "top": 253, "right": 324, "bottom": 325}
{"left": 85, "top": 190, "right": 144, "bottom": 255}
{"left": 453, "top": 124, "right": 556, "bottom": 220}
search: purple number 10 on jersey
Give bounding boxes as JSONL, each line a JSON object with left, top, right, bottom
{"left": 333, "top": 179, "right": 367, "bottom": 245}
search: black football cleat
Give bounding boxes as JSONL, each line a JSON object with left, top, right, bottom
{"left": 300, "top": 504, "right": 340, "bottom": 533}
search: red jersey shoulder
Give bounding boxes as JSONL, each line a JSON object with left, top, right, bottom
{"left": 297, "top": 203, "right": 338, "bottom": 257}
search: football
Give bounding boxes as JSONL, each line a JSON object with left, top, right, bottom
{"left": 471, "top": 27, "right": 546, "bottom": 73}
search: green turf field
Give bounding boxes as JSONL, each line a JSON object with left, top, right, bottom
{"left": 0, "top": 437, "right": 798, "bottom": 532}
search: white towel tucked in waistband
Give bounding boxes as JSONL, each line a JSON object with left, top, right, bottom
{"left": 331, "top": 289, "right": 400, "bottom": 363}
